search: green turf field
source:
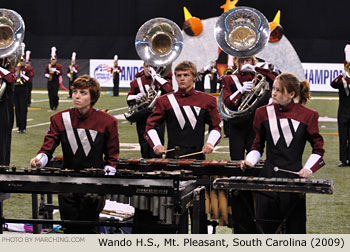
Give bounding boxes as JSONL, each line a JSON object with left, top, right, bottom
{"left": 3, "top": 90, "right": 350, "bottom": 233}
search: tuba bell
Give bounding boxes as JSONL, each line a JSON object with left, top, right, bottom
{"left": 124, "top": 18, "right": 183, "bottom": 122}
{"left": 215, "top": 7, "right": 270, "bottom": 121}
{"left": 0, "top": 9, "right": 25, "bottom": 100}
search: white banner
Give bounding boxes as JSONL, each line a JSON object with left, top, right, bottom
{"left": 302, "top": 62, "right": 344, "bottom": 92}
{"left": 89, "top": 59, "right": 144, "bottom": 88}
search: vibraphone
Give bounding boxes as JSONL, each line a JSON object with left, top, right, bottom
{"left": 0, "top": 166, "right": 204, "bottom": 234}
{"left": 213, "top": 176, "right": 334, "bottom": 194}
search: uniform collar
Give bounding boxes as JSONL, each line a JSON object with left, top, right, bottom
{"left": 177, "top": 87, "right": 196, "bottom": 97}
{"left": 73, "top": 106, "right": 94, "bottom": 119}
{"left": 275, "top": 100, "right": 295, "bottom": 112}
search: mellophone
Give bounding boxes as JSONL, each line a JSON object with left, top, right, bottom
{"left": 213, "top": 176, "right": 334, "bottom": 194}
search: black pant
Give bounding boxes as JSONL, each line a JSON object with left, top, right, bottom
{"left": 136, "top": 119, "right": 165, "bottom": 158}
{"left": 337, "top": 108, "right": 350, "bottom": 163}
{"left": 229, "top": 119, "right": 255, "bottom": 160}
{"left": 255, "top": 192, "right": 306, "bottom": 234}
{"left": 210, "top": 75, "right": 218, "bottom": 93}
{"left": 195, "top": 80, "right": 205, "bottom": 92}
{"left": 14, "top": 85, "right": 28, "bottom": 131}
{"left": 68, "top": 81, "right": 73, "bottom": 98}
{"left": 0, "top": 90, "right": 14, "bottom": 166}
{"left": 58, "top": 194, "right": 105, "bottom": 234}
{"left": 27, "top": 82, "right": 32, "bottom": 106}
{"left": 113, "top": 74, "right": 120, "bottom": 96}
{"left": 47, "top": 81, "right": 59, "bottom": 110}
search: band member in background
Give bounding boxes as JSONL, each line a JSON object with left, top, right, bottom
{"left": 44, "top": 47, "right": 62, "bottom": 111}
{"left": 126, "top": 61, "right": 173, "bottom": 158}
{"left": 209, "top": 61, "right": 219, "bottom": 93}
{"left": 67, "top": 52, "right": 79, "bottom": 98}
{"left": 24, "top": 50, "right": 34, "bottom": 107}
{"left": 30, "top": 75, "right": 119, "bottom": 234}
{"left": 13, "top": 44, "right": 33, "bottom": 134}
{"left": 241, "top": 73, "right": 325, "bottom": 233}
{"left": 111, "top": 55, "right": 122, "bottom": 96}
{"left": 0, "top": 57, "right": 16, "bottom": 166}
{"left": 221, "top": 56, "right": 277, "bottom": 233}
{"left": 331, "top": 44, "right": 350, "bottom": 167}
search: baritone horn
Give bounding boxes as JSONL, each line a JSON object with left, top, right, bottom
{"left": 124, "top": 18, "right": 183, "bottom": 122}
{"left": 0, "top": 9, "right": 25, "bottom": 100}
{"left": 215, "top": 7, "right": 270, "bottom": 121}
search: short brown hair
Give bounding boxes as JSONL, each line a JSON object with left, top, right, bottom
{"left": 72, "top": 74, "right": 100, "bottom": 106}
{"left": 174, "top": 60, "right": 197, "bottom": 78}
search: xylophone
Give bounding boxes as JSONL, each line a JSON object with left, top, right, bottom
{"left": 213, "top": 176, "right": 334, "bottom": 194}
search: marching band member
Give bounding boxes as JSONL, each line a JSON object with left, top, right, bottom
{"left": 67, "top": 52, "right": 79, "bottom": 98}
{"left": 241, "top": 73, "right": 325, "bottom": 233}
{"left": 142, "top": 61, "right": 221, "bottom": 234}
{"left": 221, "top": 56, "right": 277, "bottom": 233}
{"left": 111, "top": 55, "right": 122, "bottom": 96}
{"left": 13, "top": 43, "right": 34, "bottom": 133}
{"left": 145, "top": 60, "right": 221, "bottom": 160}
{"left": 30, "top": 75, "right": 119, "bottom": 234}
{"left": 330, "top": 44, "right": 350, "bottom": 167}
{"left": 0, "top": 56, "right": 16, "bottom": 166}
{"left": 24, "top": 50, "right": 35, "bottom": 107}
{"left": 126, "top": 61, "right": 173, "bottom": 158}
{"left": 44, "top": 47, "right": 62, "bottom": 111}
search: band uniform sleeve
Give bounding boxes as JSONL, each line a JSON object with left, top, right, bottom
{"left": 144, "top": 98, "right": 166, "bottom": 148}
{"left": 26, "top": 67, "right": 35, "bottom": 83}
{"left": 205, "top": 95, "right": 222, "bottom": 146}
{"left": 44, "top": 64, "right": 49, "bottom": 74}
{"left": 305, "top": 110, "right": 325, "bottom": 173}
{"left": 0, "top": 67, "right": 15, "bottom": 83}
{"left": 250, "top": 106, "right": 266, "bottom": 155}
{"left": 74, "top": 65, "right": 79, "bottom": 73}
{"left": 104, "top": 116, "right": 119, "bottom": 168}
{"left": 56, "top": 65, "right": 63, "bottom": 76}
{"left": 37, "top": 115, "right": 62, "bottom": 162}
{"left": 222, "top": 75, "right": 242, "bottom": 109}
{"left": 330, "top": 73, "right": 344, "bottom": 89}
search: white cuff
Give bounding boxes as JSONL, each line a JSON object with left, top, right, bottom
{"left": 36, "top": 153, "right": 48, "bottom": 168}
{"left": 303, "top": 154, "right": 322, "bottom": 174}
{"left": 206, "top": 129, "right": 221, "bottom": 146}
{"left": 230, "top": 90, "right": 241, "bottom": 100}
{"left": 44, "top": 73, "right": 49, "bottom": 78}
{"left": 0, "top": 66, "right": 10, "bottom": 75}
{"left": 104, "top": 165, "right": 116, "bottom": 176}
{"left": 127, "top": 94, "right": 139, "bottom": 101}
{"left": 147, "top": 129, "right": 162, "bottom": 148}
{"left": 67, "top": 73, "right": 71, "bottom": 78}
{"left": 154, "top": 75, "right": 168, "bottom": 85}
{"left": 245, "top": 150, "right": 261, "bottom": 166}
{"left": 73, "top": 68, "right": 78, "bottom": 73}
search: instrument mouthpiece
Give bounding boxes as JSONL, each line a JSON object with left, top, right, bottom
{"left": 273, "top": 167, "right": 279, "bottom": 172}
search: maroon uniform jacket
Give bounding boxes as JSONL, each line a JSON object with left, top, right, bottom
{"left": 221, "top": 67, "right": 277, "bottom": 110}
{"left": 331, "top": 73, "right": 350, "bottom": 108}
{"left": 251, "top": 101, "right": 325, "bottom": 178}
{"left": 145, "top": 88, "right": 222, "bottom": 158}
{"left": 37, "top": 107, "right": 119, "bottom": 171}
{"left": 66, "top": 64, "right": 79, "bottom": 80}
{"left": 127, "top": 71, "right": 173, "bottom": 105}
{"left": 14, "top": 65, "right": 34, "bottom": 84}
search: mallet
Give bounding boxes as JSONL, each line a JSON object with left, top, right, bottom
{"left": 273, "top": 167, "right": 299, "bottom": 175}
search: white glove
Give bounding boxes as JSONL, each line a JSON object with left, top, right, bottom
{"left": 44, "top": 73, "right": 49, "bottom": 78}
{"left": 20, "top": 72, "right": 29, "bottom": 81}
{"left": 135, "top": 93, "right": 144, "bottom": 101}
{"left": 204, "top": 64, "right": 212, "bottom": 71}
{"left": 240, "top": 64, "right": 256, "bottom": 73}
{"left": 67, "top": 73, "right": 71, "bottom": 78}
{"left": 51, "top": 67, "right": 57, "bottom": 72}
{"left": 149, "top": 67, "right": 157, "bottom": 77}
{"left": 239, "top": 81, "right": 253, "bottom": 93}
{"left": 104, "top": 165, "right": 116, "bottom": 176}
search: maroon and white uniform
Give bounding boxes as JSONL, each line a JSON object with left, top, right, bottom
{"left": 44, "top": 63, "right": 63, "bottom": 110}
{"left": 145, "top": 88, "right": 221, "bottom": 160}
{"left": 246, "top": 101, "right": 325, "bottom": 233}
{"left": 36, "top": 107, "right": 119, "bottom": 171}
{"left": 127, "top": 70, "right": 173, "bottom": 158}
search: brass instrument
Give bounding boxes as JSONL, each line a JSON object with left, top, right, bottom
{"left": 0, "top": 9, "right": 25, "bottom": 100}
{"left": 124, "top": 18, "right": 183, "bottom": 122}
{"left": 48, "top": 64, "right": 53, "bottom": 81}
{"left": 70, "top": 52, "right": 76, "bottom": 82}
{"left": 214, "top": 7, "right": 270, "bottom": 121}
{"left": 14, "top": 42, "right": 25, "bottom": 85}
{"left": 345, "top": 62, "right": 350, "bottom": 79}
